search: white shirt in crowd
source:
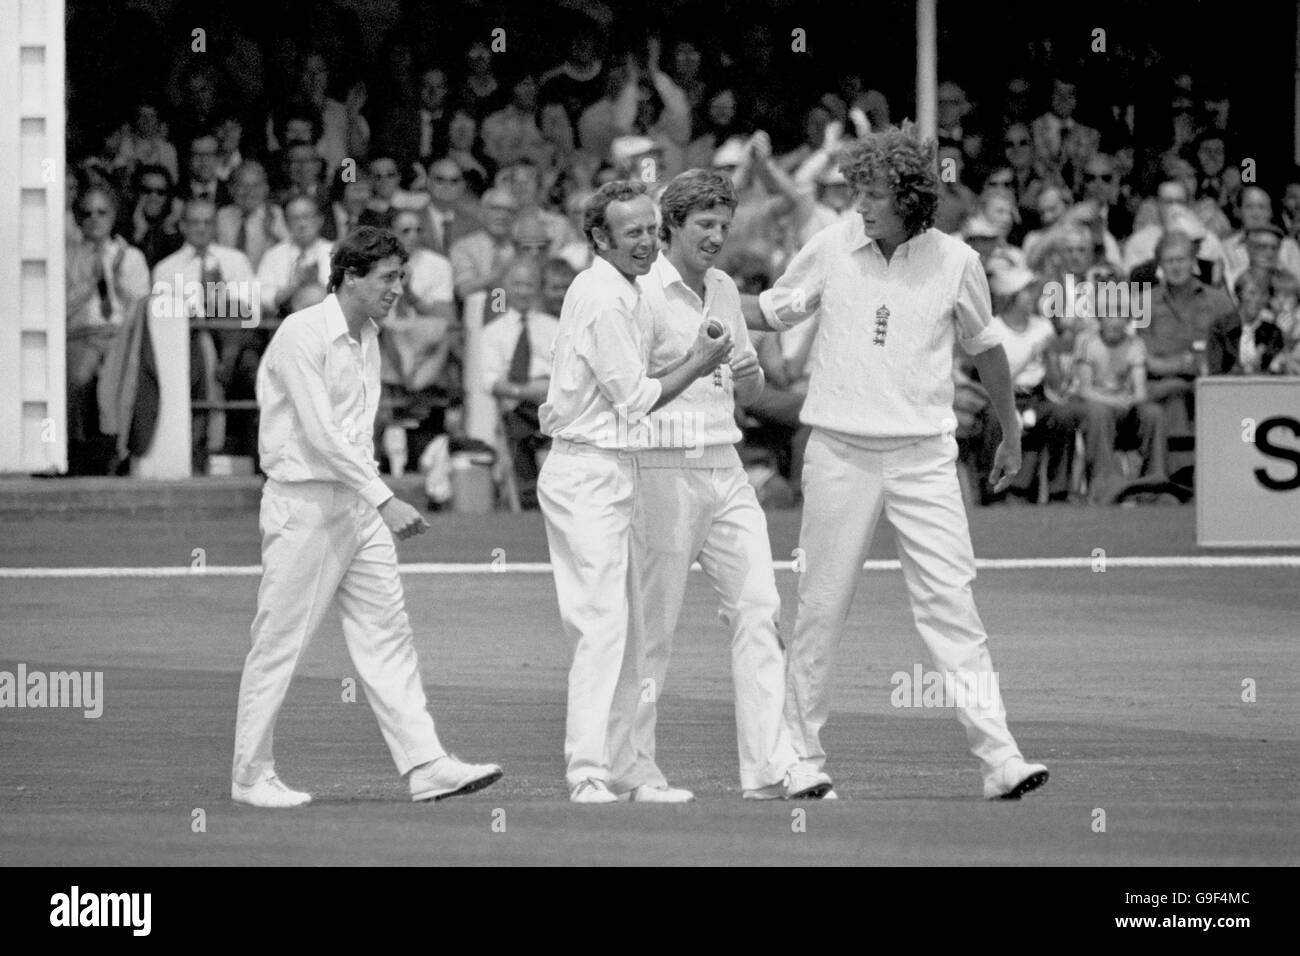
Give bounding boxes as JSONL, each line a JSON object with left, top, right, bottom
{"left": 988, "top": 314, "right": 1055, "bottom": 390}
{"left": 256, "top": 238, "right": 334, "bottom": 315}
{"left": 388, "top": 248, "right": 454, "bottom": 320}
{"left": 216, "top": 203, "right": 289, "bottom": 271}
{"left": 479, "top": 306, "right": 560, "bottom": 392}
{"left": 758, "top": 218, "right": 1003, "bottom": 442}
{"left": 256, "top": 293, "right": 390, "bottom": 508}
{"left": 152, "top": 242, "right": 256, "bottom": 317}
{"left": 638, "top": 253, "right": 755, "bottom": 449}
{"left": 540, "top": 255, "right": 662, "bottom": 447}
{"left": 68, "top": 236, "right": 151, "bottom": 330}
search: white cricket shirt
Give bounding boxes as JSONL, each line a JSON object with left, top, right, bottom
{"left": 758, "top": 217, "right": 1003, "bottom": 442}
{"left": 256, "top": 293, "right": 391, "bottom": 508}
{"left": 540, "top": 254, "right": 663, "bottom": 447}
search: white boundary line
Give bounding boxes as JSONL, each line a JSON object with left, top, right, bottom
{"left": 1, "top": 555, "right": 1298, "bottom": 578}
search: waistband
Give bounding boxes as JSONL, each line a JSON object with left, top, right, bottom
{"left": 636, "top": 444, "right": 741, "bottom": 469}
{"left": 263, "top": 478, "right": 356, "bottom": 500}
{"left": 551, "top": 437, "right": 641, "bottom": 460}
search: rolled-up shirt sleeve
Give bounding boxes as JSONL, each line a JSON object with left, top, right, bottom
{"left": 758, "top": 231, "right": 826, "bottom": 332}
{"left": 579, "top": 303, "right": 662, "bottom": 418}
{"left": 953, "top": 252, "right": 1004, "bottom": 355}
{"left": 274, "top": 328, "right": 390, "bottom": 507}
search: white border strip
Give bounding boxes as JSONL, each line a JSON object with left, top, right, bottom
{"left": 1, "top": 555, "right": 1298, "bottom": 578}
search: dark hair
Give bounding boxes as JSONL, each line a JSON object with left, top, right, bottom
{"left": 1155, "top": 228, "right": 1196, "bottom": 262}
{"left": 838, "top": 123, "right": 939, "bottom": 236}
{"left": 658, "top": 169, "right": 738, "bottom": 242}
{"left": 583, "top": 179, "right": 649, "bottom": 248}
{"left": 131, "top": 162, "right": 174, "bottom": 195}
{"left": 278, "top": 99, "right": 322, "bottom": 144}
{"left": 328, "top": 226, "right": 409, "bottom": 292}
{"left": 76, "top": 184, "right": 120, "bottom": 224}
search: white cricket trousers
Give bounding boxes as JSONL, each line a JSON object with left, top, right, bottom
{"left": 537, "top": 440, "right": 644, "bottom": 791}
{"left": 607, "top": 462, "right": 798, "bottom": 792}
{"left": 232, "top": 479, "right": 447, "bottom": 786}
{"left": 788, "top": 430, "right": 1023, "bottom": 777}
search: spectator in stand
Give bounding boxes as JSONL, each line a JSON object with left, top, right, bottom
{"left": 180, "top": 132, "right": 230, "bottom": 207}
{"left": 482, "top": 74, "right": 548, "bottom": 169}
{"left": 421, "top": 157, "right": 484, "bottom": 255}
{"left": 449, "top": 186, "right": 519, "bottom": 300}
{"left": 1267, "top": 268, "right": 1300, "bottom": 344}
{"left": 538, "top": 101, "right": 581, "bottom": 178}
{"left": 480, "top": 258, "right": 558, "bottom": 509}
{"left": 377, "top": 66, "right": 452, "bottom": 184}
{"left": 109, "top": 99, "right": 178, "bottom": 185}
{"left": 1222, "top": 188, "right": 1300, "bottom": 288}
{"left": 256, "top": 196, "right": 334, "bottom": 318}
{"left": 497, "top": 160, "right": 570, "bottom": 251}
{"left": 446, "top": 108, "right": 493, "bottom": 196}
{"left": 457, "top": 41, "right": 505, "bottom": 120}
{"left": 998, "top": 122, "right": 1054, "bottom": 226}
{"left": 1207, "top": 272, "right": 1286, "bottom": 375}
{"left": 65, "top": 186, "right": 151, "bottom": 474}
{"left": 686, "top": 88, "right": 743, "bottom": 172}
{"left": 169, "top": 63, "right": 223, "bottom": 157}
{"left": 1281, "top": 169, "right": 1300, "bottom": 242}
{"left": 129, "top": 163, "right": 184, "bottom": 268}
{"left": 1225, "top": 223, "right": 1292, "bottom": 301}
{"left": 1022, "top": 185, "right": 1071, "bottom": 263}
{"left": 323, "top": 165, "right": 381, "bottom": 242}
{"left": 1072, "top": 310, "right": 1165, "bottom": 503}
{"left": 539, "top": 23, "right": 608, "bottom": 125}
{"left": 1032, "top": 75, "right": 1101, "bottom": 191}
{"left": 276, "top": 141, "right": 327, "bottom": 207}
{"left": 934, "top": 139, "right": 977, "bottom": 234}
{"left": 1189, "top": 130, "right": 1241, "bottom": 210}
{"left": 540, "top": 256, "right": 578, "bottom": 318}
{"left": 982, "top": 267, "right": 1079, "bottom": 503}
{"left": 1123, "top": 179, "right": 1226, "bottom": 279}
{"left": 935, "top": 81, "right": 980, "bottom": 167}
{"left": 1140, "top": 229, "right": 1235, "bottom": 473}
{"left": 777, "top": 104, "right": 835, "bottom": 176}
{"left": 613, "top": 39, "right": 692, "bottom": 182}
{"left": 151, "top": 197, "right": 255, "bottom": 475}
{"left": 556, "top": 189, "right": 595, "bottom": 272}
{"left": 1080, "top": 152, "right": 1134, "bottom": 241}
{"left": 666, "top": 39, "right": 708, "bottom": 114}
{"left": 295, "top": 50, "right": 369, "bottom": 174}
{"left": 211, "top": 109, "right": 246, "bottom": 185}
{"left": 577, "top": 62, "right": 632, "bottom": 161}
{"left": 363, "top": 155, "right": 408, "bottom": 230}
{"left": 217, "top": 160, "right": 289, "bottom": 271}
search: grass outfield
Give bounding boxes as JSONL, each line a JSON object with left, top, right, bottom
{"left": 1, "top": 504, "right": 1296, "bottom": 865}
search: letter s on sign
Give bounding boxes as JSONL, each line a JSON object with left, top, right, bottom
{"left": 1254, "top": 417, "right": 1300, "bottom": 491}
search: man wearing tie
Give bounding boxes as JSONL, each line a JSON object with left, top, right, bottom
{"left": 1032, "top": 76, "right": 1100, "bottom": 189}
{"left": 421, "top": 157, "right": 483, "bottom": 255}
{"left": 256, "top": 196, "right": 335, "bottom": 318}
{"left": 217, "top": 161, "right": 288, "bottom": 271}
{"left": 151, "top": 198, "right": 255, "bottom": 474}
{"left": 480, "top": 259, "right": 558, "bottom": 510}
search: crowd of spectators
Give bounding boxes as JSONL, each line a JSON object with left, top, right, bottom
{"left": 63, "top": 2, "right": 1300, "bottom": 507}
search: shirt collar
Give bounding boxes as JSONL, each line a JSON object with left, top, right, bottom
{"left": 591, "top": 254, "right": 642, "bottom": 296}
{"left": 323, "top": 293, "right": 378, "bottom": 342}
{"left": 848, "top": 216, "right": 925, "bottom": 257}
{"left": 648, "top": 251, "right": 714, "bottom": 298}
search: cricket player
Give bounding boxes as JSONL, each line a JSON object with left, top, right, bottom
{"left": 605, "top": 169, "right": 831, "bottom": 802}
{"left": 744, "top": 125, "right": 1050, "bottom": 800}
{"left": 232, "top": 226, "right": 502, "bottom": 808}
{"left": 538, "top": 179, "right": 734, "bottom": 803}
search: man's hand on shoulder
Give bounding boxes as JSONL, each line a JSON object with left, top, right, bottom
{"left": 379, "top": 496, "right": 430, "bottom": 540}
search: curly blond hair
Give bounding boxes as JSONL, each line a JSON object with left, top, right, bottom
{"left": 837, "top": 121, "right": 939, "bottom": 235}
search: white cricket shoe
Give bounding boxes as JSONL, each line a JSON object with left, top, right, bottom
{"left": 984, "top": 757, "right": 1049, "bottom": 800}
{"left": 570, "top": 777, "right": 619, "bottom": 804}
{"left": 232, "top": 772, "right": 312, "bottom": 809}
{"left": 618, "top": 783, "right": 695, "bottom": 803}
{"left": 409, "top": 755, "right": 503, "bottom": 802}
{"left": 742, "top": 767, "right": 834, "bottom": 800}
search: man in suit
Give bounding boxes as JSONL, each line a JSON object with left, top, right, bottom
{"left": 1032, "top": 77, "right": 1101, "bottom": 191}
{"left": 377, "top": 67, "right": 452, "bottom": 185}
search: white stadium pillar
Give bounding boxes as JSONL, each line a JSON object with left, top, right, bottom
{"left": 0, "top": 0, "right": 66, "bottom": 474}
{"left": 916, "top": 0, "right": 937, "bottom": 142}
